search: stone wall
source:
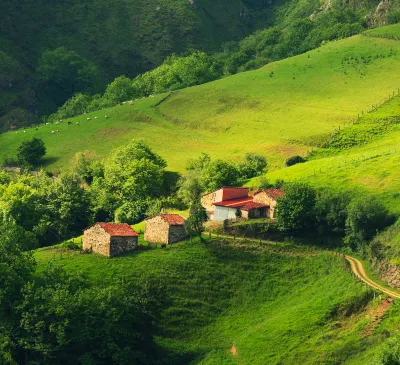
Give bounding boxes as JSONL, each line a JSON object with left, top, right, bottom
{"left": 168, "top": 225, "right": 187, "bottom": 244}
{"left": 144, "top": 216, "right": 169, "bottom": 243}
{"left": 373, "top": 259, "right": 400, "bottom": 290}
{"left": 253, "top": 192, "right": 278, "bottom": 218}
{"left": 110, "top": 236, "right": 138, "bottom": 257}
{"left": 83, "top": 224, "right": 111, "bottom": 256}
{"left": 201, "top": 191, "right": 218, "bottom": 211}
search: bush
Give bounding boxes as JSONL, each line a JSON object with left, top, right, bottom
{"left": 17, "top": 137, "right": 46, "bottom": 166}
{"left": 285, "top": 155, "right": 306, "bottom": 167}
{"left": 237, "top": 153, "right": 268, "bottom": 179}
{"left": 344, "top": 196, "right": 395, "bottom": 248}
{"left": 277, "top": 183, "right": 316, "bottom": 232}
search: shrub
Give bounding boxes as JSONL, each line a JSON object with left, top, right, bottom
{"left": 17, "top": 137, "right": 46, "bottom": 166}
{"left": 285, "top": 155, "right": 306, "bottom": 167}
{"left": 237, "top": 153, "right": 268, "bottom": 179}
{"left": 277, "top": 183, "right": 316, "bottom": 232}
{"left": 344, "top": 196, "right": 395, "bottom": 248}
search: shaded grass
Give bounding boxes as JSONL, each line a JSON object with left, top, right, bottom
{"left": 33, "top": 238, "right": 398, "bottom": 364}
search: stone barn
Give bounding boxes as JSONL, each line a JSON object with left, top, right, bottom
{"left": 144, "top": 214, "right": 187, "bottom": 244}
{"left": 252, "top": 189, "right": 285, "bottom": 218}
{"left": 83, "top": 222, "right": 139, "bottom": 257}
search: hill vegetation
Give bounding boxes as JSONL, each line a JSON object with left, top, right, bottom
{"left": 0, "top": 0, "right": 389, "bottom": 131}
{"left": 30, "top": 238, "right": 393, "bottom": 365}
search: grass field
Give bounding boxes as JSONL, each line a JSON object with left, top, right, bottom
{"left": 254, "top": 92, "right": 400, "bottom": 213}
{"left": 3, "top": 29, "right": 400, "bottom": 173}
{"left": 34, "top": 237, "right": 400, "bottom": 365}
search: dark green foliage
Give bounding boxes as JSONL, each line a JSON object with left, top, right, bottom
{"left": 36, "top": 48, "right": 102, "bottom": 112}
{"left": 277, "top": 183, "right": 317, "bottom": 232}
{"left": 201, "top": 159, "right": 240, "bottom": 192}
{"left": 344, "top": 196, "right": 395, "bottom": 248}
{"left": 17, "top": 266, "right": 163, "bottom": 365}
{"left": 17, "top": 138, "right": 46, "bottom": 166}
{"left": 286, "top": 155, "right": 306, "bottom": 167}
{"left": 377, "top": 337, "right": 400, "bottom": 365}
{"left": 238, "top": 152, "right": 268, "bottom": 179}
{"left": 185, "top": 200, "right": 208, "bottom": 239}
{"left": 315, "top": 190, "right": 350, "bottom": 234}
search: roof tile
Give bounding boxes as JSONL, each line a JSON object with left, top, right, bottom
{"left": 96, "top": 223, "right": 139, "bottom": 237}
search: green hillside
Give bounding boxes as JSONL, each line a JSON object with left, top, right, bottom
{"left": 33, "top": 238, "right": 396, "bottom": 365}
{"left": 3, "top": 28, "right": 400, "bottom": 175}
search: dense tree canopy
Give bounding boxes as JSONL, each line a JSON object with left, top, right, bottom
{"left": 17, "top": 138, "right": 46, "bottom": 166}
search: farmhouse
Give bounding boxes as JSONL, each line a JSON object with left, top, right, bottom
{"left": 201, "top": 187, "right": 284, "bottom": 221}
{"left": 144, "top": 214, "right": 187, "bottom": 244}
{"left": 83, "top": 222, "right": 139, "bottom": 257}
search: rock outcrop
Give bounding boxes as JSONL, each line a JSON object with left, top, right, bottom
{"left": 365, "top": 0, "right": 392, "bottom": 28}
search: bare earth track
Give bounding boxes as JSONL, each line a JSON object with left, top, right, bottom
{"left": 346, "top": 255, "right": 400, "bottom": 299}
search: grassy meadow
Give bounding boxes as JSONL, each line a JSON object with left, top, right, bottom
{"left": 3, "top": 29, "right": 400, "bottom": 173}
{"left": 33, "top": 237, "right": 400, "bottom": 365}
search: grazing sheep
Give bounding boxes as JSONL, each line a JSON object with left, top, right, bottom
{"left": 128, "top": 100, "right": 133, "bottom": 105}
{"left": 76, "top": 122, "right": 79, "bottom": 125}
{"left": 105, "top": 116, "right": 108, "bottom": 119}
{"left": 46, "top": 123, "right": 49, "bottom": 125}
{"left": 56, "top": 121, "right": 59, "bottom": 125}
{"left": 87, "top": 118, "right": 91, "bottom": 121}
{"left": 23, "top": 130, "right": 26, "bottom": 133}
{"left": 57, "top": 130, "right": 59, "bottom": 132}
{"left": 59, "top": 119, "right": 63, "bottom": 122}
{"left": 94, "top": 116, "right": 97, "bottom": 119}
{"left": 51, "top": 131, "right": 55, "bottom": 134}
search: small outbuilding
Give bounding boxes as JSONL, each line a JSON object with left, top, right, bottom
{"left": 144, "top": 214, "right": 187, "bottom": 244}
{"left": 83, "top": 222, "right": 139, "bottom": 257}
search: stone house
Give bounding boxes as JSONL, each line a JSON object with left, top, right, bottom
{"left": 201, "top": 187, "right": 285, "bottom": 221}
{"left": 252, "top": 189, "right": 285, "bottom": 218}
{"left": 83, "top": 222, "right": 139, "bottom": 257}
{"left": 144, "top": 214, "right": 187, "bottom": 244}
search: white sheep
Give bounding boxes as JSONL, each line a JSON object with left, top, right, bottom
{"left": 51, "top": 131, "right": 55, "bottom": 134}
{"left": 46, "top": 123, "right": 49, "bottom": 125}
{"left": 76, "top": 122, "right": 79, "bottom": 125}
{"left": 56, "top": 121, "right": 60, "bottom": 125}
{"left": 105, "top": 116, "right": 108, "bottom": 119}
{"left": 94, "top": 116, "right": 97, "bottom": 119}
{"left": 87, "top": 118, "right": 91, "bottom": 121}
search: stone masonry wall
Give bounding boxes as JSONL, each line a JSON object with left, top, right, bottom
{"left": 373, "top": 259, "right": 400, "bottom": 290}
{"left": 144, "top": 216, "right": 169, "bottom": 243}
{"left": 83, "top": 225, "right": 111, "bottom": 256}
{"left": 253, "top": 192, "right": 278, "bottom": 218}
{"left": 110, "top": 236, "right": 138, "bottom": 257}
{"left": 168, "top": 225, "right": 187, "bottom": 244}
{"left": 201, "top": 192, "right": 217, "bottom": 211}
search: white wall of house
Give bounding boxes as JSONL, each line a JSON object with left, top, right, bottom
{"left": 213, "top": 206, "right": 238, "bottom": 221}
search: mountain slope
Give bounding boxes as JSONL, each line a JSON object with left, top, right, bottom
{"left": 34, "top": 239, "right": 387, "bottom": 365}
{"left": 2, "top": 27, "right": 400, "bottom": 172}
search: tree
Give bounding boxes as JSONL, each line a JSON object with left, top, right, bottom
{"left": 101, "top": 76, "right": 134, "bottom": 107}
{"left": 72, "top": 150, "right": 104, "bottom": 184}
{"left": 345, "top": 196, "right": 394, "bottom": 248}
{"left": 238, "top": 153, "right": 268, "bottom": 179}
{"left": 177, "top": 172, "right": 203, "bottom": 206}
{"left": 201, "top": 159, "right": 240, "bottom": 192}
{"left": 314, "top": 190, "right": 350, "bottom": 234}
{"left": 104, "top": 140, "right": 167, "bottom": 223}
{"left": 277, "top": 183, "right": 316, "bottom": 232}
{"left": 17, "top": 138, "right": 46, "bottom": 166}
{"left": 185, "top": 200, "right": 208, "bottom": 240}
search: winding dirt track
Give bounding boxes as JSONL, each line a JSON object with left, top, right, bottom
{"left": 345, "top": 255, "right": 400, "bottom": 299}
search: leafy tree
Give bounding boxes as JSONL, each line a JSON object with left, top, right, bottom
{"left": 72, "top": 150, "right": 104, "bottom": 184}
{"left": 177, "top": 172, "right": 203, "bottom": 206}
{"left": 201, "top": 160, "right": 240, "bottom": 192}
{"left": 0, "top": 171, "right": 11, "bottom": 185}
{"left": 17, "top": 138, "right": 46, "bottom": 166}
{"left": 104, "top": 140, "right": 167, "bottom": 223}
{"left": 185, "top": 200, "right": 208, "bottom": 240}
{"left": 345, "top": 196, "right": 394, "bottom": 248}
{"left": 315, "top": 190, "right": 350, "bottom": 234}
{"left": 277, "top": 183, "right": 316, "bottom": 232}
{"left": 238, "top": 153, "right": 268, "bottom": 179}
{"left": 101, "top": 76, "right": 135, "bottom": 107}
{"left": 37, "top": 47, "right": 102, "bottom": 108}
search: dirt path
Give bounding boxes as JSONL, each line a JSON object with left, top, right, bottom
{"left": 345, "top": 255, "right": 400, "bottom": 299}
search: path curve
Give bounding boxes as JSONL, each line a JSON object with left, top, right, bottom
{"left": 345, "top": 255, "right": 400, "bottom": 299}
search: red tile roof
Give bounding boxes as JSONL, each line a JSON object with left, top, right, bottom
{"left": 159, "top": 214, "right": 185, "bottom": 225}
{"left": 213, "top": 196, "right": 253, "bottom": 208}
{"left": 241, "top": 202, "right": 269, "bottom": 211}
{"left": 96, "top": 223, "right": 139, "bottom": 237}
{"left": 254, "top": 189, "right": 285, "bottom": 200}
